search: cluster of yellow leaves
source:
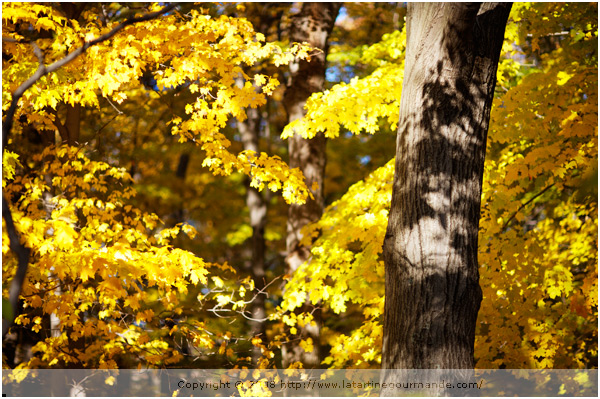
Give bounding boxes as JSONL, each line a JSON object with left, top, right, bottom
{"left": 273, "top": 18, "right": 408, "bottom": 371}
{"left": 279, "top": 2, "right": 597, "bottom": 369}
{"left": 2, "top": 3, "right": 311, "bottom": 204}
{"left": 279, "top": 162, "right": 393, "bottom": 368}
{"left": 2, "top": 3, "right": 102, "bottom": 117}
{"left": 281, "top": 29, "right": 406, "bottom": 140}
{"left": 476, "top": 2, "right": 598, "bottom": 369}
{"left": 2, "top": 145, "right": 219, "bottom": 368}
{"left": 477, "top": 199, "right": 597, "bottom": 368}
{"left": 2, "top": 150, "right": 21, "bottom": 186}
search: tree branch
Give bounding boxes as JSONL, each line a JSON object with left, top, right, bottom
{"left": 2, "top": 196, "right": 31, "bottom": 338}
{"left": 1, "top": 2, "right": 179, "bottom": 339}
{"left": 2, "top": 2, "right": 179, "bottom": 150}
{"left": 48, "top": 107, "right": 70, "bottom": 142}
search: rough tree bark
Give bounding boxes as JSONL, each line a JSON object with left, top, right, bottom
{"left": 282, "top": 2, "right": 340, "bottom": 369}
{"left": 381, "top": 1, "right": 511, "bottom": 380}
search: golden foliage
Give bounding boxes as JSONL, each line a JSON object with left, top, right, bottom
{"left": 279, "top": 2, "right": 598, "bottom": 369}
{"left": 2, "top": 2, "right": 597, "bottom": 373}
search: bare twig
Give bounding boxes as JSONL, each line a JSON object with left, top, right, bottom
{"left": 95, "top": 113, "right": 120, "bottom": 136}
{"left": 501, "top": 183, "right": 555, "bottom": 231}
{"left": 94, "top": 97, "right": 124, "bottom": 135}
{"left": 105, "top": 97, "right": 124, "bottom": 115}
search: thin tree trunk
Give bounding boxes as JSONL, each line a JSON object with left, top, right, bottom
{"left": 237, "top": 102, "right": 268, "bottom": 365}
{"left": 381, "top": 1, "right": 510, "bottom": 382}
{"left": 282, "top": 2, "right": 341, "bottom": 369}
{"left": 65, "top": 104, "right": 81, "bottom": 145}
{"left": 234, "top": 4, "right": 292, "bottom": 366}
{"left": 53, "top": 103, "right": 81, "bottom": 145}
{"left": 173, "top": 152, "right": 190, "bottom": 225}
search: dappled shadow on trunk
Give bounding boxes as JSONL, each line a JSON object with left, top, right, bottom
{"left": 382, "top": 3, "right": 511, "bottom": 371}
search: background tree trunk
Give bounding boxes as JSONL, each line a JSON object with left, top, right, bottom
{"left": 235, "top": 3, "right": 288, "bottom": 365}
{"left": 238, "top": 103, "right": 268, "bottom": 364}
{"left": 282, "top": 2, "right": 341, "bottom": 369}
{"left": 381, "top": 2, "right": 511, "bottom": 377}
{"left": 52, "top": 103, "right": 81, "bottom": 146}
{"left": 173, "top": 152, "right": 190, "bottom": 225}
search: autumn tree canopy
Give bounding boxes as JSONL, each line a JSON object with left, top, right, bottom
{"left": 2, "top": 2, "right": 597, "bottom": 391}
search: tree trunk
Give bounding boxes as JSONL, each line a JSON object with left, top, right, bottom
{"left": 173, "top": 152, "right": 190, "bottom": 225}
{"left": 237, "top": 102, "right": 268, "bottom": 365}
{"left": 53, "top": 103, "right": 81, "bottom": 145}
{"left": 236, "top": 4, "right": 288, "bottom": 366}
{"left": 381, "top": 1, "right": 511, "bottom": 377}
{"left": 282, "top": 2, "right": 340, "bottom": 369}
